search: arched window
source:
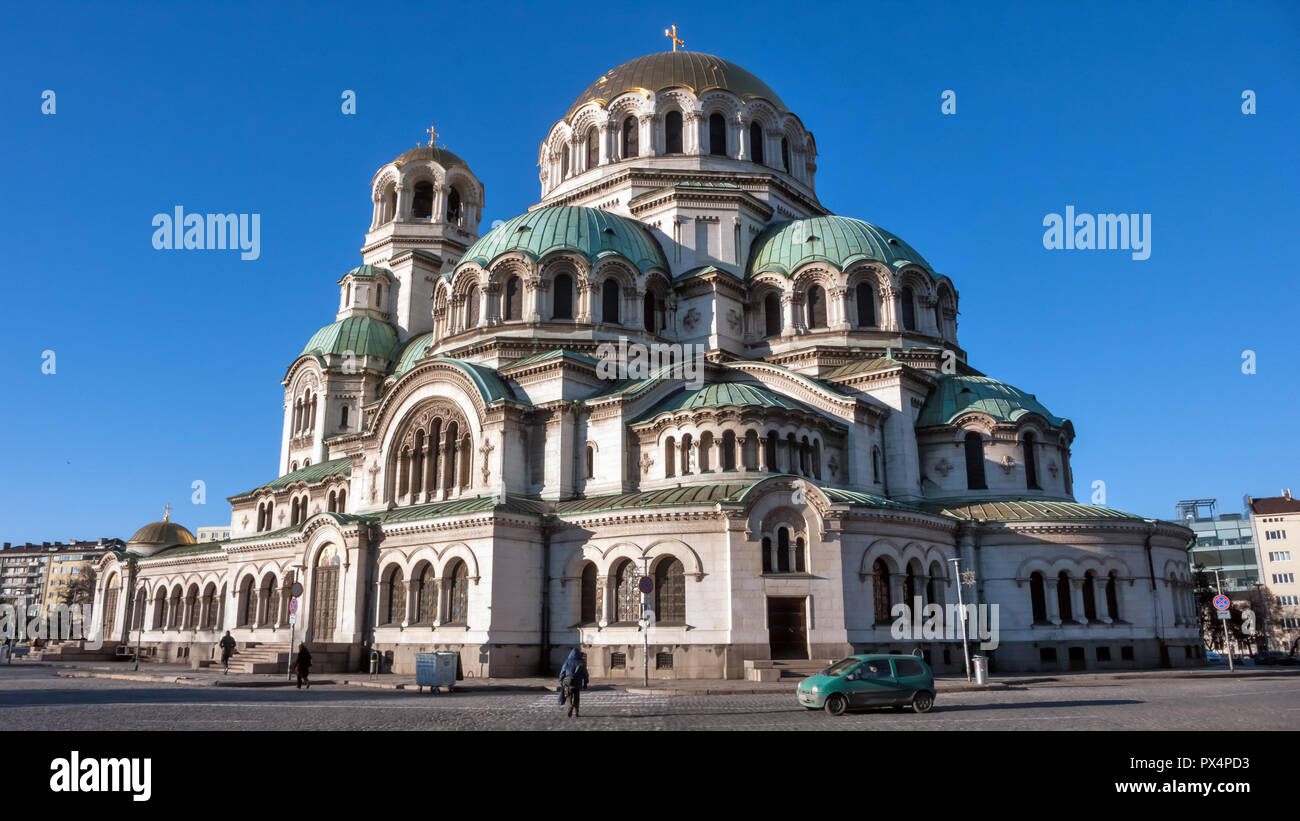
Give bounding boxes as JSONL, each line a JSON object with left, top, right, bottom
{"left": 721, "top": 430, "right": 736, "bottom": 470}
{"left": 580, "top": 563, "right": 598, "bottom": 624}
{"left": 764, "top": 431, "right": 778, "bottom": 470}
{"left": 1106, "top": 571, "right": 1120, "bottom": 620}
{"left": 698, "top": 431, "right": 713, "bottom": 473}
{"left": 749, "top": 121, "right": 765, "bottom": 165}
{"left": 414, "top": 565, "right": 435, "bottom": 624}
{"left": 561, "top": 147, "right": 569, "bottom": 179}
{"left": 780, "top": 136, "right": 790, "bottom": 171}
{"left": 777, "top": 528, "right": 790, "bottom": 573}
{"left": 261, "top": 574, "right": 278, "bottom": 627}
{"left": 132, "top": 588, "right": 147, "bottom": 630}
{"left": 586, "top": 129, "right": 599, "bottom": 170}
{"left": 585, "top": 444, "right": 595, "bottom": 480}
{"left": 763, "top": 292, "right": 782, "bottom": 337}
{"left": 383, "top": 567, "right": 404, "bottom": 625}
{"left": 264, "top": 501, "right": 274, "bottom": 529}
{"left": 614, "top": 560, "right": 639, "bottom": 623}
{"left": 655, "top": 558, "right": 686, "bottom": 624}
{"left": 761, "top": 536, "right": 773, "bottom": 573}
{"left": 643, "top": 292, "right": 657, "bottom": 331}
{"left": 337, "top": 487, "right": 346, "bottom": 511}
{"left": 872, "top": 559, "right": 892, "bottom": 623}
{"left": 621, "top": 116, "right": 638, "bottom": 159}
{"left": 708, "top": 113, "right": 726, "bottom": 155}
{"left": 664, "top": 437, "right": 676, "bottom": 478}
{"left": 465, "top": 283, "right": 480, "bottom": 328}
{"left": 412, "top": 180, "right": 434, "bottom": 219}
{"left": 503, "top": 276, "right": 521, "bottom": 321}
{"left": 680, "top": 433, "right": 693, "bottom": 475}
{"left": 552, "top": 273, "right": 573, "bottom": 320}
{"left": 340, "top": 405, "right": 349, "bottom": 429}
{"left": 446, "top": 188, "right": 461, "bottom": 223}
{"left": 872, "top": 447, "right": 881, "bottom": 484}
{"left": 1083, "top": 571, "right": 1098, "bottom": 621}
{"left": 900, "top": 286, "right": 917, "bottom": 331}
{"left": 665, "top": 111, "right": 683, "bottom": 154}
{"left": 1023, "top": 433, "right": 1039, "bottom": 489}
{"left": 602, "top": 278, "right": 620, "bottom": 324}
{"left": 239, "top": 576, "right": 255, "bottom": 627}
{"left": 856, "top": 282, "right": 875, "bottom": 327}
{"left": 806, "top": 284, "right": 827, "bottom": 329}
{"left": 1057, "top": 571, "right": 1073, "bottom": 621}
{"left": 152, "top": 588, "right": 167, "bottom": 630}
{"left": 1030, "top": 571, "right": 1047, "bottom": 622}
{"left": 446, "top": 560, "right": 469, "bottom": 624}
{"left": 795, "top": 536, "right": 806, "bottom": 573}
{"left": 964, "top": 432, "right": 987, "bottom": 490}
{"left": 927, "top": 562, "right": 945, "bottom": 607}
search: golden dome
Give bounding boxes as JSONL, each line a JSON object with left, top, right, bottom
{"left": 565, "top": 51, "right": 788, "bottom": 120}
{"left": 128, "top": 520, "right": 196, "bottom": 547}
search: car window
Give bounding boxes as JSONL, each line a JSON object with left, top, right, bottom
{"left": 894, "top": 659, "right": 924, "bottom": 677}
{"left": 822, "top": 658, "right": 861, "bottom": 677}
{"left": 860, "top": 660, "right": 891, "bottom": 679}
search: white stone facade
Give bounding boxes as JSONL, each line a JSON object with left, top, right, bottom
{"left": 90, "top": 50, "right": 1200, "bottom": 677}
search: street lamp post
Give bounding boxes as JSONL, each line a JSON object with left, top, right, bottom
{"left": 948, "top": 557, "right": 972, "bottom": 682}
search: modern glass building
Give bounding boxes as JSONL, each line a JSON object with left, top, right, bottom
{"left": 1175, "top": 499, "right": 1260, "bottom": 591}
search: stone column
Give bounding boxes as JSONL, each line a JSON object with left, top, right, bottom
{"left": 433, "top": 579, "right": 446, "bottom": 628}
{"left": 423, "top": 444, "right": 438, "bottom": 503}
{"left": 1071, "top": 579, "right": 1088, "bottom": 625}
{"left": 394, "top": 183, "right": 410, "bottom": 222}
{"left": 736, "top": 117, "right": 749, "bottom": 160}
{"left": 758, "top": 434, "right": 769, "bottom": 472}
{"left": 598, "top": 123, "right": 610, "bottom": 165}
{"left": 1046, "top": 579, "right": 1062, "bottom": 625}
{"left": 598, "top": 576, "right": 611, "bottom": 626}
{"left": 1093, "top": 580, "right": 1112, "bottom": 625}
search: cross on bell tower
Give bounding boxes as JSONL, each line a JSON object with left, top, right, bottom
{"left": 664, "top": 25, "right": 684, "bottom": 52}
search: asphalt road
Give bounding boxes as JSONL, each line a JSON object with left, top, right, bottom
{"left": 1, "top": 666, "right": 1297, "bottom": 730}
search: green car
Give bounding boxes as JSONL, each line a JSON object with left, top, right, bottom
{"left": 797, "top": 654, "right": 937, "bottom": 715}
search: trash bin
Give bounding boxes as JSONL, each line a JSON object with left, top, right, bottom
{"left": 415, "top": 651, "right": 459, "bottom": 693}
{"left": 972, "top": 654, "right": 988, "bottom": 685}
{"left": 369, "top": 650, "right": 380, "bottom": 676}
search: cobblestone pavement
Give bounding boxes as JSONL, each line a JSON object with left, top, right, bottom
{"left": 2, "top": 665, "right": 1298, "bottom": 730}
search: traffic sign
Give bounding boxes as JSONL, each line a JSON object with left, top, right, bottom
{"left": 291, "top": 582, "right": 304, "bottom": 598}
{"left": 1213, "top": 595, "right": 1230, "bottom": 611}
{"left": 289, "top": 598, "right": 299, "bottom": 615}
{"left": 288, "top": 613, "right": 297, "bottom": 625}
{"left": 1216, "top": 610, "right": 1231, "bottom": 620}
{"left": 638, "top": 576, "right": 654, "bottom": 595}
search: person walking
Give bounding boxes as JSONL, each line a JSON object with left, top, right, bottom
{"left": 294, "top": 643, "right": 312, "bottom": 689}
{"left": 218, "top": 631, "right": 236, "bottom": 674}
{"left": 558, "top": 648, "right": 588, "bottom": 718}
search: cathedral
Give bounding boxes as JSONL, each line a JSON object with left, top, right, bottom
{"left": 91, "top": 46, "right": 1201, "bottom": 678}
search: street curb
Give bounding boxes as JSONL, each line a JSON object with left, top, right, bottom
{"left": 53, "top": 670, "right": 330, "bottom": 688}
{"left": 338, "top": 679, "right": 546, "bottom": 694}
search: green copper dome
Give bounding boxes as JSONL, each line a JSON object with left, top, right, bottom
{"left": 916, "top": 375, "right": 1067, "bottom": 428}
{"left": 747, "top": 216, "right": 936, "bottom": 279}
{"left": 460, "top": 206, "right": 668, "bottom": 273}
{"left": 566, "top": 51, "right": 788, "bottom": 120}
{"left": 301, "top": 316, "right": 400, "bottom": 362}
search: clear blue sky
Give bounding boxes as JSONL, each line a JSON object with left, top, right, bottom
{"left": 0, "top": 1, "right": 1296, "bottom": 543}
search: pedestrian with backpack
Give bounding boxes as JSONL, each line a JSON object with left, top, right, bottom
{"left": 558, "top": 648, "right": 589, "bottom": 718}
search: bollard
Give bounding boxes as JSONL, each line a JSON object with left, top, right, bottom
{"left": 369, "top": 649, "right": 380, "bottom": 678}
{"left": 972, "top": 654, "right": 988, "bottom": 685}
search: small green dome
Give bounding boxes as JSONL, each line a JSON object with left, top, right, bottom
{"left": 301, "top": 316, "right": 400, "bottom": 362}
{"left": 391, "top": 145, "right": 469, "bottom": 170}
{"left": 566, "top": 51, "right": 788, "bottom": 120}
{"left": 916, "top": 375, "right": 1067, "bottom": 428}
{"left": 747, "top": 216, "right": 935, "bottom": 279}
{"left": 391, "top": 331, "right": 435, "bottom": 378}
{"left": 459, "top": 206, "right": 668, "bottom": 273}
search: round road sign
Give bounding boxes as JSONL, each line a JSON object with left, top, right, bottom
{"left": 289, "top": 598, "right": 299, "bottom": 615}
{"left": 291, "top": 582, "right": 304, "bottom": 598}
{"left": 638, "top": 576, "right": 654, "bottom": 595}
{"left": 1212, "top": 594, "right": 1230, "bottom": 611}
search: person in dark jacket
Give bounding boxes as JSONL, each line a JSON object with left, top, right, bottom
{"left": 558, "top": 648, "right": 589, "bottom": 718}
{"left": 294, "top": 643, "right": 312, "bottom": 689}
{"left": 219, "top": 631, "right": 236, "bottom": 674}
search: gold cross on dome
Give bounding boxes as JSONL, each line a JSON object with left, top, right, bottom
{"left": 163, "top": 503, "right": 172, "bottom": 522}
{"left": 426, "top": 123, "right": 439, "bottom": 147}
{"left": 664, "top": 24, "right": 684, "bottom": 52}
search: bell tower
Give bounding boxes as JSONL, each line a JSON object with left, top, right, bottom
{"left": 361, "top": 129, "right": 486, "bottom": 341}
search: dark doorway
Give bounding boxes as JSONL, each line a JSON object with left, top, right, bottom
{"left": 767, "top": 597, "right": 808, "bottom": 659}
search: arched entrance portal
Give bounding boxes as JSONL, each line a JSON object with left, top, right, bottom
{"left": 311, "top": 545, "right": 340, "bottom": 643}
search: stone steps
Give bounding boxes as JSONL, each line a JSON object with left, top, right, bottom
{"left": 744, "top": 659, "right": 837, "bottom": 682}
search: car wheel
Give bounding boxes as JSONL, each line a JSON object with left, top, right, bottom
{"left": 912, "top": 691, "right": 935, "bottom": 713}
{"left": 824, "top": 693, "right": 848, "bottom": 716}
